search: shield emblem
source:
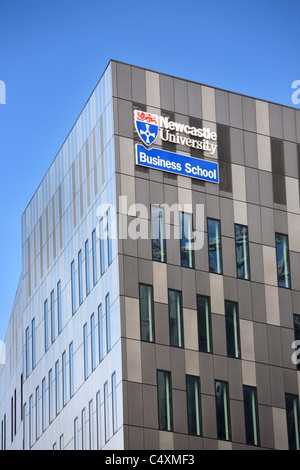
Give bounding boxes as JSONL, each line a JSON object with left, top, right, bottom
{"left": 134, "top": 110, "right": 159, "bottom": 146}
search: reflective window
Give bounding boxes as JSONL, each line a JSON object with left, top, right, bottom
{"left": 42, "top": 378, "right": 46, "bottom": 432}
{"left": 151, "top": 205, "right": 166, "bottom": 263}
{"left": 57, "top": 280, "right": 62, "bottom": 334}
{"left": 92, "top": 230, "right": 97, "bottom": 286}
{"left": 215, "top": 380, "right": 231, "bottom": 441}
{"left": 62, "top": 351, "right": 67, "bottom": 407}
{"left": 112, "top": 372, "right": 117, "bottom": 435}
{"left": 35, "top": 386, "right": 40, "bottom": 441}
{"left": 32, "top": 318, "right": 36, "bottom": 369}
{"left": 243, "top": 386, "right": 260, "bottom": 446}
{"left": 25, "top": 327, "right": 30, "bottom": 378}
{"left": 44, "top": 300, "right": 49, "bottom": 352}
{"left": 107, "top": 209, "right": 112, "bottom": 266}
{"left": 104, "top": 381, "right": 109, "bottom": 443}
{"left": 83, "top": 323, "right": 88, "bottom": 380}
{"left": 106, "top": 294, "right": 111, "bottom": 353}
{"left": 69, "top": 342, "right": 74, "bottom": 398}
{"left": 98, "top": 304, "right": 103, "bottom": 362}
{"left": 100, "top": 218, "right": 105, "bottom": 276}
{"left": 197, "top": 295, "right": 212, "bottom": 353}
{"left": 29, "top": 395, "right": 33, "bottom": 449}
{"left": 157, "top": 370, "right": 173, "bottom": 432}
{"left": 235, "top": 224, "right": 250, "bottom": 280}
{"left": 89, "top": 400, "right": 93, "bottom": 450}
{"left": 180, "top": 212, "right": 194, "bottom": 268}
{"left": 82, "top": 408, "right": 86, "bottom": 450}
{"left": 91, "top": 314, "right": 96, "bottom": 372}
{"left": 96, "top": 391, "right": 101, "bottom": 450}
{"left": 78, "top": 250, "right": 83, "bottom": 305}
{"left": 186, "top": 375, "right": 201, "bottom": 436}
{"left": 286, "top": 394, "right": 300, "bottom": 450}
{"left": 275, "top": 233, "right": 291, "bottom": 288}
{"left": 49, "top": 369, "right": 53, "bottom": 424}
{"left": 74, "top": 417, "right": 79, "bottom": 450}
{"left": 139, "top": 284, "right": 155, "bottom": 343}
{"left": 208, "top": 218, "right": 222, "bottom": 274}
{"left": 85, "top": 240, "right": 90, "bottom": 296}
{"left": 168, "top": 290, "right": 184, "bottom": 348}
{"left": 51, "top": 290, "right": 55, "bottom": 344}
{"left": 71, "top": 260, "right": 76, "bottom": 315}
{"left": 55, "top": 360, "right": 60, "bottom": 416}
{"left": 225, "top": 300, "right": 241, "bottom": 359}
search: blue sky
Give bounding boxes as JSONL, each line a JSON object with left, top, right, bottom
{"left": 0, "top": 0, "right": 299, "bottom": 339}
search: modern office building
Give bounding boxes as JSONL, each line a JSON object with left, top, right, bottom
{"left": 1, "top": 60, "right": 300, "bottom": 451}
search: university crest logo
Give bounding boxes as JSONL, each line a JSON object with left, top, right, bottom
{"left": 134, "top": 110, "right": 159, "bottom": 146}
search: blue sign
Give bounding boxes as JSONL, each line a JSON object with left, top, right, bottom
{"left": 135, "top": 144, "right": 219, "bottom": 184}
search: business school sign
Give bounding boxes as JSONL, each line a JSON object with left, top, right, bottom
{"left": 134, "top": 110, "right": 219, "bottom": 184}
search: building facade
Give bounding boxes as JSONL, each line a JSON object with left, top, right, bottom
{"left": 1, "top": 60, "right": 300, "bottom": 450}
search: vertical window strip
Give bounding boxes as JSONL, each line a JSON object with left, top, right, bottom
{"left": 83, "top": 323, "right": 88, "bottom": 380}
{"left": 78, "top": 250, "right": 83, "bottom": 305}
{"left": 157, "top": 370, "right": 173, "bottom": 432}
{"left": 85, "top": 240, "right": 90, "bottom": 296}
{"left": 151, "top": 205, "right": 166, "bottom": 263}
{"left": 106, "top": 294, "right": 111, "bottom": 353}
{"left": 57, "top": 280, "right": 62, "bottom": 334}
{"left": 44, "top": 300, "right": 49, "bottom": 352}
{"left": 186, "top": 375, "right": 201, "bottom": 436}
{"left": 107, "top": 209, "right": 112, "bottom": 266}
{"left": 62, "top": 351, "right": 67, "bottom": 407}
{"left": 42, "top": 378, "right": 46, "bottom": 433}
{"left": 180, "top": 212, "right": 194, "bottom": 268}
{"left": 168, "top": 290, "right": 183, "bottom": 348}
{"left": 96, "top": 391, "right": 101, "bottom": 450}
{"left": 275, "top": 233, "right": 291, "bottom": 288}
{"left": 104, "top": 381, "right": 109, "bottom": 443}
{"left": 71, "top": 260, "right": 76, "bottom": 315}
{"left": 51, "top": 290, "right": 55, "bottom": 344}
{"left": 92, "top": 230, "right": 97, "bottom": 286}
{"left": 215, "top": 380, "right": 231, "bottom": 441}
{"left": 208, "top": 218, "right": 222, "bottom": 274}
{"left": 32, "top": 318, "right": 36, "bottom": 369}
{"left": 139, "top": 284, "right": 155, "bottom": 343}
{"left": 98, "top": 304, "right": 103, "bottom": 362}
{"left": 197, "top": 295, "right": 212, "bottom": 353}
{"left": 91, "top": 314, "right": 96, "bottom": 372}
{"left": 112, "top": 372, "right": 117, "bottom": 435}
{"left": 25, "top": 327, "right": 30, "bottom": 378}
{"left": 69, "top": 342, "right": 74, "bottom": 398}
{"left": 235, "top": 224, "right": 250, "bottom": 280}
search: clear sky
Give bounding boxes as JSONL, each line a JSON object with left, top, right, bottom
{"left": 0, "top": 0, "right": 299, "bottom": 340}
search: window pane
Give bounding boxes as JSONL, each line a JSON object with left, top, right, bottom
{"left": 89, "top": 400, "right": 93, "bottom": 450}
{"left": 168, "top": 290, "right": 183, "bottom": 348}
{"left": 51, "top": 290, "right": 55, "bottom": 344}
{"left": 112, "top": 372, "right": 117, "bottom": 435}
{"left": 151, "top": 205, "right": 166, "bottom": 263}
{"left": 74, "top": 417, "right": 78, "bottom": 450}
{"left": 85, "top": 240, "right": 90, "bottom": 296}
{"left": 286, "top": 394, "right": 300, "bottom": 450}
{"left": 92, "top": 230, "right": 97, "bottom": 286}
{"left": 71, "top": 261, "right": 76, "bottom": 315}
{"left": 96, "top": 391, "right": 101, "bottom": 450}
{"left": 139, "top": 284, "right": 155, "bottom": 343}
{"left": 294, "top": 315, "right": 300, "bottom": 371}
{"left": 208, "top": 218, "right": 222, "bottom": 274}
{"left": 57, "top": 280, "right": 62, "bottom": 334}
{"left": 29, "top": 395, "right": 33, "bottom": 448}
{"left": 215, "top": 380, "right": 231, "bottom": 441}
{"left": 26, "top": 327, "right": 30, "bottom": 378}
{"left": 106, "top": 294, "right": 111, "bottom": 353}
{"left": 78, "top": 250, "right": 83, "bottom": 305}
{"left": 235, "top": 224, "right": 250, "bottom": 280}
{"left": 32, "top": 318, "right": 36, "bottom": 369}
{"left": 69, "top": 342, "right": 74, "bottom": 398}
{"left": 157, "top": 370, "right": 173, "bottom": 431}
{"left": 82, "top": 408, "right": 86, "bottom": 450}
{"left": 197, "top": 295, "right": 212, "bottom": 353}
{"left": 44, "top": 300, "right": 48, "bottom": 352}
{"left": 42, "top": 378, "right": 46, "bottom": 432}
{"left": 98, "top": 304, "right": 103, "bottom": 362}
{"left": 62, "top": 351, "right": 67, "bottom": 407}
{"left": 35, "top": 386, "right": 40, "bottom": 441}
{"left": 180, "top": 212, "right": 194, "bottom": 268}
{"left": 83, "top": 323, "right": 88, "bottom": 380}
{"left": 276, "top": 233, "right": 290, "bottom": 288}
{"left": 55, "top": 360, "right": 60, "bottom": 416}
{"left": 104, "top": 382, "right": 109, "bottom": 443}
{"left": 186, "top": 375, "right": 201, "bottom": 436}
{"left": 225, "top": 301, "right": 241, "bottom": 359}
{"left": 243, "top": 386, "right": 259, "bottom": 446}
{"left": 107, "top": 209, "right": 112, "bottom": 266}
{"left": 49, "top": 369, "right": 53, "bottom": 424}
{"left": 91, "top": 314, "right": 96, "bottom": 372}
{"left": 100, "top": 218, "right": 105, "bottom": 276}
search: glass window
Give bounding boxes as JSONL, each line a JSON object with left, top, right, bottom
{"left": 51, "top": 290, "right": 55, "bottom": 344}
{"left": 96, "top": 391, "right": 101, "bottom": 450}
{"left": 60, "top": 434, "right": 64, "bottom": 450}
{"left": 157, "top": 370, "right": 173, "bottom": 432}
{"left": 82, "top": 408, "right": 86, "bottom": 450}
{"left": 69, "top": 342, "right": 74, "bottom": 398}
{"left": 243, "top": 386, "right": 260, "bottom": 446}
{"left": 44, "top": 299, "right": 49, "bottom": 352}
{"left": 57, "top": 280, "right": 62, "bottom": 334}
{"left": 89, "top": 400, "right": 93, "bottom": 450}
{"left": 235, "top": 224, "right": 250, "bottom": 280}
{"left": 225, "top": 300, "right": 241, "bottom": 359}
{"left": 106, "top": 294, "right": 111, "bottom": 353}
{"left": 139, "top": 284, "right": 155, "bottom": 343}
{"left": 11, "top": 396, "right": 13, "bottom": 443}
{"left": 78, "top": 250, "right": 83, "bottom": 305}
{"left": 286, "top": 394, "right": 300, "bottom": 450}
{"left": 92, "top": 230, "right": 97, "bottom": 286}
{"left": 168, "top": 289, "right": 184, "bottom": 348}
{"left": 74, "top": 417, "right": 79, "bottom": 450}
{"left": 104, "top": 381, "right": 109, "bottom": 443}
{"left": 180, "top": 212, "right": 194, "bottom": 269}
{"left": 100, "top": 218, "right": 105, "bottom": 276}
{"left": 29, "top": 395, "right": 33, "bottom": 448}
{"left": 98, "top": 304, "right": 103, "bottom": 362}
{"left": 71, "top": 260, "right": 76, "bottom": 315}
{"left": 112, "top": 372, "right": 117, "bottom": 435}
{"left": 55, "top": 360, "right": 60, "bottom": 416}
{"left": 107, "top": 209, "right": 112, "bottom": 266}
{"left": 186, "top": 375, "right": 201, "bottom": 436}
{"left": 275, "top": 233, "right": 291, "bottom": 288}
{"left": 35, "top": 386, "right": 40, "bottom": 441}
{"left": 25, "top": 327, "right": 30, "bottom": 378}
{"left": 32, "top": 318, "right": 36, "bottom": 369}
{"left": 49, "top": 369, "right": 53, "bottom": 424}
{"left": 197, "top": 295, "right": 212, "bottom": 353}
{"left": 91, "top": 314, "right": 96, "bottom": 372}
{"left": 208, "top": 218, "right": 222, "bottom": 274}
{"left": 151, "top": 205, "right": 166, "bottom": 263}
{"left": 22, "top": 406, "right": 25, "bottom": 450}
{"left": 62, "top": 351, "right": 67, "bottom": 408}
{"left": 294, "top": 315, "right": 300, "bottom": 371}
{"left": 83, "top": 323, "right": 88, "bottom": 380}
{"left": 42, "top": 378, "right": 46, "bottom": 433}
{"left": 215, "top": 380, "right": 231, "bottom": 441}
{"left": 85, "top": 240, "right": 90, "bottom": 296}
